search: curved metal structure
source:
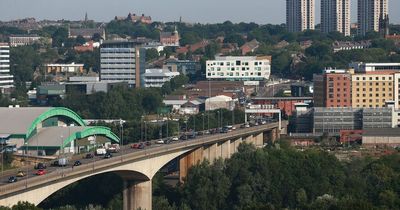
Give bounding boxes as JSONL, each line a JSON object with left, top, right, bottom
{"left": 26, "top": 107, "right": 86, "bottom": 140}
{"left": 62, "top": 126, "right": 120, "bottom": 148}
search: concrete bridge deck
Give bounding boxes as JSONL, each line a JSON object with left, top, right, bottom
{"left": 0, "top": 122, "right": 285, "bottom": 209}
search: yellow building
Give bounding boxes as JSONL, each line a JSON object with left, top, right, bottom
{"left": 351, "top": 71, "right": 395, "bottom": 108}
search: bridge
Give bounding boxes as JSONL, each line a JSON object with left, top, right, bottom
{"left": 0, "top": 122, "right": 286, "bottom": 210}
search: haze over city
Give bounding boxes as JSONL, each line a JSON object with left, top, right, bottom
{"left": 0, "top": 0, "right": 399, "bottom": 24}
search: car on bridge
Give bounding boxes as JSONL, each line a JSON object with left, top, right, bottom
{"left": 36, "top": 169, "right": 46, "bottom": 176}
{"left": 85, "top": 153, "right": 94, "bottom": 159}
{"left": 34, "top": 163, "right": 47, "bottom": 170}
{"left": 104, "top": 153, "right": 112, "bottom": 159}
{"left": 16, "top": 171, "right": 26, "bottom": 177}
{"left": 73, "top": 160, "right": 82, "bottom": 166}
{"left": 8, "top": 176, "right": 17, "bottom": 183}
{"left": 156, "top": 139, "right": 165, "bottom": 144}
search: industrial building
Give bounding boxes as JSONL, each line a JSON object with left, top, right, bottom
{"left": 0, "top": 107, "right": 119, "bottom": 156}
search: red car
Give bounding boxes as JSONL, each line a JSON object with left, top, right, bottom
{"left": 131, "top": 143, "right": 139, "bottom": 149}
{"left": 36, "top": 169, "right": 46, "bottom": 176}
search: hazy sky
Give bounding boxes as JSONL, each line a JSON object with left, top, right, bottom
{"left": 0, "top": 0, "right": 399, "bottom": 24}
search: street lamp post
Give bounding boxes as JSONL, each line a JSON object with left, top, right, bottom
{"left": 24, "top": 142, "right": 28, "bottom": 188}
{"left": 202, "top": 113, "right": 205, "bottom": 131}
{"left": 166, "top": 115, "right": 169, "bottom": 139}
{"left": 217, "top": 111, "right": 220, "bottom": 129}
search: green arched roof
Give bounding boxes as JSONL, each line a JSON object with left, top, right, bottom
{"left": 26, "top": 107, "right": 86, "bottom": 140}
{"left": 62, "top": 126, "right": 120, "bottom": 148}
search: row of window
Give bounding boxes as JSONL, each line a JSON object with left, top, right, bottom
{"left": 355, "top": 76, "right": 392, "bottom": 81}
{"left": 208, "top": 67, "right": 268, "bottom": 71}
{"left": 355, "top": 93, "right": 392, "bottom": 97}
{"left": 355, "top": 88, "right": 392, "bottom": 91}
{"left": 354, "top": 82, "right": 392, "bottom": 86}
{"left": 207, "top": 72, "right": 263, "bottom": 77}
{"left": 207, "top": 61, "right": 266, "bottom": 66}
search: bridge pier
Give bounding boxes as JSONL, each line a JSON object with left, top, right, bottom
{"left": 220, "top": 140, "right": 231, "bottom": 159}
{"left": 123, "top": 180, "right": 152, "bottom": 210}
{"left": 231, "top": 137, "right": 243, "bottom": 154}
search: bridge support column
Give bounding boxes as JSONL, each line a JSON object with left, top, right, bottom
{"left": 123, "top": 180, "right": 152, "bottom": 210}
{"left": 231, "top": 137, "right": 243, "bottom": 154}
{"left": 221, "top": 140, "right": 231, "bottom": 159}
{"left": 270, "top": 128, "right": 277, "bottom": 142}
{"left": 255, "top": 133, "right": 264, "bottom": 147}
{"left": 179, "top": 147, "right": 203, "bottom": 182}
{"left": 208, "top": 143, "right": 218, "bottom": 163}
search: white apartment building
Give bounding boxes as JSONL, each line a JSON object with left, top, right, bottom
{"left": 286, "top": 0, "right": 315, "bottom": 32}
{"left": 206, "top": 56, "right": 271, "bottom": 81}
{"left": 321, "top": 0, "right": 351, "bottom": 36}
{"left": 0, "top": 43, "right": 14, "bottom": 90}
{"left": 100, "top": 41, "right": 146, "bottom": 88}
{"left": 143, "top": 69, "right": 180, "bottom": 88}
{"left": 358, "top": 0, "right": 388, "bottom": 35}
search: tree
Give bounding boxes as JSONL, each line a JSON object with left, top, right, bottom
{"left": 75, "top": 35, "right": 86, "bottom": 45}
{"left": 51, "top": 27, "right": 68, "bottom": 48}
{"left": 146, "top": 48, "right": 160, "bottom": 62}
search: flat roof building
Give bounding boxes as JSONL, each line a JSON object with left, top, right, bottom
{"left": 206, "top": 56, "right": 271, "bottom": 81}
{"left": 0, "top": 43, "right": 14, "bottom": 90}
{"left": 321, "top": 0, "right": 351, "bottom": 36}
{"left": 143, "top": 69, "right": 180, "bottom": 88}
{"left": 100, "top": 41, "right": 146, "bottom": 88}
{"left": 358, "top": 0, "right": 388, "bottom": 36}
{"left": 286, "top": 0, "right": 315, "bottom": 32}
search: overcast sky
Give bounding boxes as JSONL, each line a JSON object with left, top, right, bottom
{"left": 0, "top": 0, "right": 399, "bottom": 24}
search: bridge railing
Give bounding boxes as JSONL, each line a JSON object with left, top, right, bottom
{"left": 0, "top": 122, "right": 282, "bottom": 198}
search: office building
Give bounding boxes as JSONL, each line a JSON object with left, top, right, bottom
{"left": 0, "top": 43, "right": 14, "bottom": 90}
{"left": 313, "top": 107, "right": 393, "bottom": 135}
{"left": 351, "top": 71, "right": 394, "bottom": 108}
{"left": 349, "top": 62, "right": 400, "bottom": 73}
{"left": 142, "top": 69, "right": 180, "bottom": 88}
{"left": 286, "top": 0, "right": 315, "bottom": 32}
{"left": 100, "top": 41, "right": 146, "bottom": 88}
{"left": 358, "top": 0, "right": 388, "bottom": 36}
{"left": 313, "top": 69, "right": 351, "bottom": 108}
{"left": 206, "top": 56, "right": 271, "bottom": 81}
{"left": 163, "top": 58, "right": 201, "bottom": 75}
{"left": 321, "top": 0, "right": 351, "bottom": 36}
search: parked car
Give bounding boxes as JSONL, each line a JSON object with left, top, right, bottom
{"left": 8, "top": 176, "right": 17, "bottom": 183}
{"left": 104, "top": 153, "right": 112, "bottom": 159}
{"left": 164, "top": 139, "right": 172, "bottom": 144}
{"left": 145, "top": 141, "right": 152, "bottom": 146}
{"left": 180, "top": 135, "right": 188, "bottom": 140}
{"left": 16, "top": 171, "right": 26, "bottom": 177}
{"left": 73, "top": 160, "right": 82, "bottom": 166}
{"left": 34, "top": 163, "right": 46, "bottom": 170}
{"left": 171, "top": 136, "right": 179, "bottom": 141}
{"left": 85, "top": 153, "right": 94, "bottom": 159}
{"left": 36, "top": 169, "right": 46, "bottom": 176}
